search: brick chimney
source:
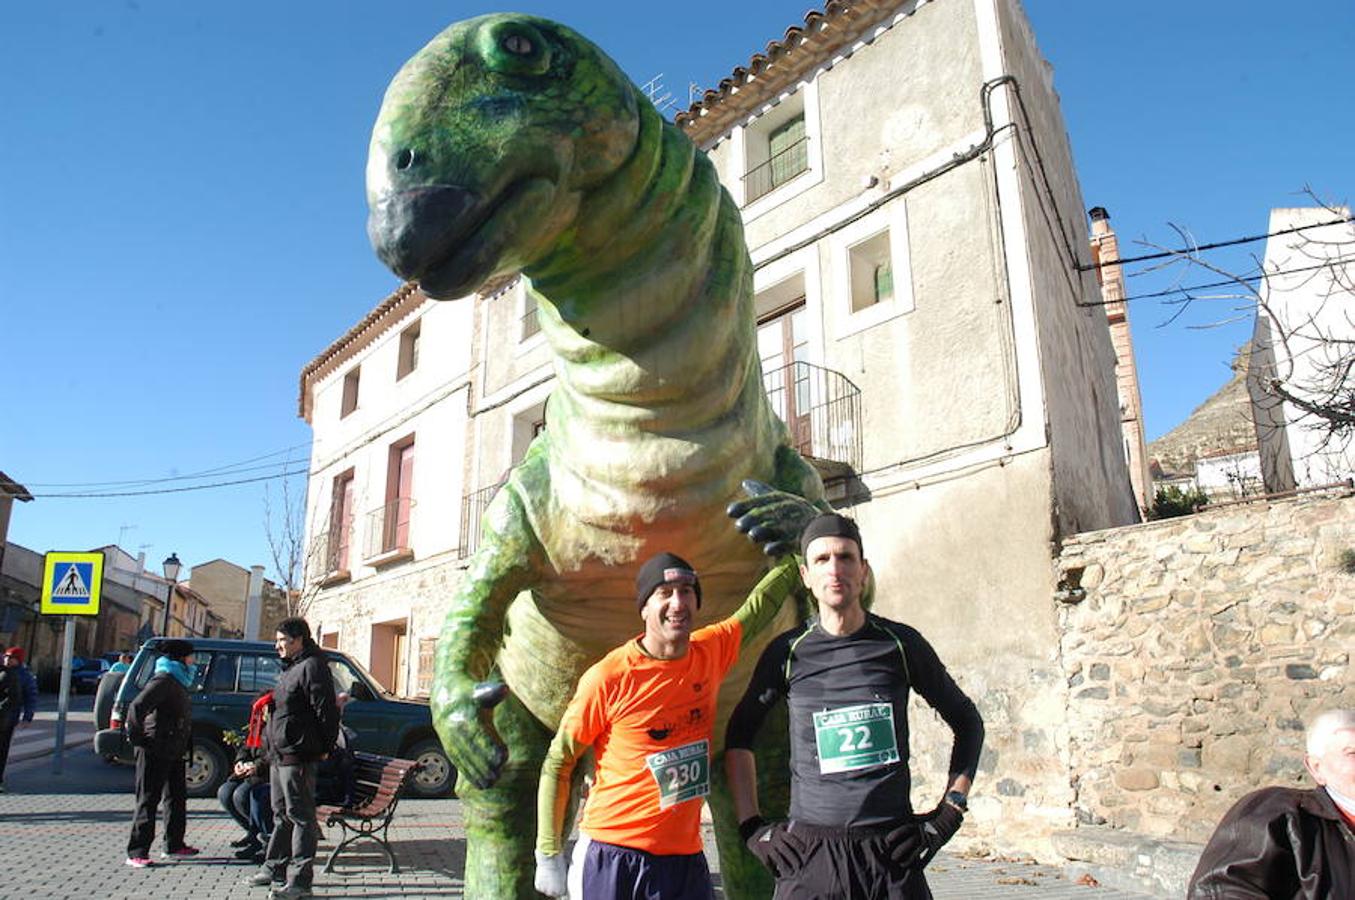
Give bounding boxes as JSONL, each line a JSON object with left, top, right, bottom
{"left": 1089, "top": 207, "right": 1153, "bottom": 516}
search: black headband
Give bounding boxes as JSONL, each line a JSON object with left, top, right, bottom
{"left": 799, "top": 513, "right": 863, "bottom": 557}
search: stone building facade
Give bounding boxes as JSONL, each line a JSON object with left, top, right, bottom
{"left": 1051, "top": 489, "right": 1354, "bottom": 889}
{"left": 299, "top": 0, "right": 1137, "bottom": 854}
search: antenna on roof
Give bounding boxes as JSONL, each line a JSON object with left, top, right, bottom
{"left": 640, "top": 73, "right": 681, "bottom": 117}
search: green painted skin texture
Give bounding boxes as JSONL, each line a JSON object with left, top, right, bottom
{"left": 366, "top": 15, "right": 828, "bottom": 898}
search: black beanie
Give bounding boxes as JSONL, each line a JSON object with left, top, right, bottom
{"left": 799, "top": 513, "right": 864, "bottom": 558}
{"left": 160, "top": 639, "right": 194, "bottom": 661}
{"left": 634, "top": 552, "right": 702, "bottom": 612}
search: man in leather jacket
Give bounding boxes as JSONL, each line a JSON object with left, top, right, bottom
{"left": 1188, "top": 708, "right": 1355, "bottom": 898}
{"left": 249, "top": 617, "right": 339, "bottom": 900}
{"left": 124, "top": 639, "right": 198, "bottom": 867}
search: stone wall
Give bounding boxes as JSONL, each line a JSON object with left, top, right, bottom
{"left": 1054, "top": 490, "right": 1355, "bottom": 843}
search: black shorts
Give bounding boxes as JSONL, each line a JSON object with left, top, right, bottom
{"left": 772, "top": 821, "right": 931, "bottom": 900}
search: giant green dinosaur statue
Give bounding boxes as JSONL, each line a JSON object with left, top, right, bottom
{"left": 366, "top": 14, "right": 827, "bottom": 898}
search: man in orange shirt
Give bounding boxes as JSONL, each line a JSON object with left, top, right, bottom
{"left": 535, "top": 551, "right": 796, "bottom": 899}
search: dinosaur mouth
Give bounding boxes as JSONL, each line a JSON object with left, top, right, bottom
{"left": 368, "top": 178, "right": 543, "bottom": 300}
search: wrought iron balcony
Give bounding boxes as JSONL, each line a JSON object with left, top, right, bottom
{"left": 459, "top": 480, "right": 506, "bottom": 559}
{"left": 308, "top": 518, "right": 352, "bottom": 586}
{"left": 363, "top": 497, "right": 416, "bottom": 562}
{"left": 743, "top": 136, "right": 810, "bottom": 204}
{"left": 762, "top": 360, "right": 862, "bottom": 473}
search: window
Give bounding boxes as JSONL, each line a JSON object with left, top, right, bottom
{"left": 758, "top": 302, "right": 812, "bottom": 454}
{"left": 204, "top": 653, "right": 240, "bottom": 692}
{"left": 328, "top": 658, "right": 361, "bottom": 695}
{"left": 520, "top": 282, "right": 541, "bottom": 342}
{"left": 340, "top": 367, "right": 360, "bottom": 417}
{"left": 511, "top": 402, "right": 547, "bottom": 465}
{"left": 740, "top": 82, "right": 819, "bottom": 208}
{"left": 238, "top": 653, "right": 282, "bottom": 694}
{"left": 397, "top": 321, "right": 420, "bottom": 380}
{"left": 848, "top": 231, "right": 893, "bottom": 313}
{"left": 328, "top": 469, "right": 355, "bottom": 573}
{"left": 383, "top": 436, "right": 415, "bottom": 553}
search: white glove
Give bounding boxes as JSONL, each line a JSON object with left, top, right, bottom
{"left": 534, "top": 850, "right": 568, "bottom": 898}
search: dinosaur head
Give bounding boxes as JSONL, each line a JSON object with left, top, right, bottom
{"left": 367, "top": 14, "right": 641, "bottom": 299}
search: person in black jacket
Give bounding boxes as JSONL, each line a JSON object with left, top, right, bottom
{"left": 0, "top": 652, "right": 22, "bottom": 792}
{"left": 124, "top": 639, "right": 199, "bottom": 868}
{"left": 248, "top": 618, "right": 338, "bottom": 900}
{"left": 1187, "top": 708, "right": 1354, "bottom": 898}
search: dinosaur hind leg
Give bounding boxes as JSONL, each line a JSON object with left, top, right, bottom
{"left": 459, "top": 689, "right": 553, "bottom": 899}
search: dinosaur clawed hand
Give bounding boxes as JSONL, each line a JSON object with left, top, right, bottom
{"left": 727, "top": 480, "right": 821, "bottom": 558}
{"left": 434, "top": 678, "right": 510, "bottom": 790}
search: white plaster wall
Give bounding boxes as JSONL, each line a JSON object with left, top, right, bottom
{"left": 1253, "top": 208, "right": 1355, "bottom": 487}
{"left": 305, "top": 294, "right": 475, "bottom": 579}
{"left": 988, "top": 0, "right": 1138, "bottom": 534}
{"left": 1194, "top": 451, "right": 1263, "bottom": 497}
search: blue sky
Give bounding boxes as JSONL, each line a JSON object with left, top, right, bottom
{"left": 3, "top": 1, "right": 1352, "bottom": 580}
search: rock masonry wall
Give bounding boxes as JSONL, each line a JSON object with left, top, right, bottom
{"left": 1054, "top": 490, "right": 1355, "bottom": 843}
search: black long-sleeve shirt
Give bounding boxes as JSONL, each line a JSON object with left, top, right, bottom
{"left": 725, "top": 613, "right": 984, "bottom": 827}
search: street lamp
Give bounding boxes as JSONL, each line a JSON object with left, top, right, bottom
{"left": 161, "top": 552, "right": 182, "bottom": 636}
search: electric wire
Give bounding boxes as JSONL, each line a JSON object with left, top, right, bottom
{"left": 1081, "top": 257, "right": 1355, "bottom": 308}
{"left": 1076, "top": 215, "right": 1355, "bottom": 272}
{"left": 26, "top": 469, "right": 309, "bottom": 499}
{"left": 23, "top": 443, "right": 312, "bottom": 488}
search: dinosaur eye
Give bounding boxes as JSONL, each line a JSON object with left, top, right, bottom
{"left": 502, "top": 34, "right": 533, "bottom": 56}
{"left": 479, "top": 20, "right": 551, "bottom": 77}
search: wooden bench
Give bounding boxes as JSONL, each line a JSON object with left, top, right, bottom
{"left": 317, "top": 751, "right": 422, "bottom": 874}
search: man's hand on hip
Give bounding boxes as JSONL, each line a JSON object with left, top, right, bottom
{"left": 886, "top": 802, "right": 964, "bottom": 868}
{"left": 741, "top": 816, "right": 805, "bottom": 878}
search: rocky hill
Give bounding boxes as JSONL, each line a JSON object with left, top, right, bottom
{"left": 1147, "top": 345, "right": 1258, "bottom": 476}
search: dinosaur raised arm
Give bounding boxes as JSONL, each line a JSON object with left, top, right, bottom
{"left": 431, "top": 482, "right": 543, "bottom": 789}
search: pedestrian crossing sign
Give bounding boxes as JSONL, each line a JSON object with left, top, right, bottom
{"left": 41, "top": 551, "right": 105, "bottom": 616}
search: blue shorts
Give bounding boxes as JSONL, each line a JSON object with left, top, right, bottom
{"left": 570, "top": 834, "right": 715, "bottom": 900}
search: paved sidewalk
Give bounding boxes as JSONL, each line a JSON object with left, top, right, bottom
{"left": 0, "top": 749, "right": 1151, "bottom": 898}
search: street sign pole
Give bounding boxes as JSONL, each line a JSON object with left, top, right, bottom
{"left": 39, "top": 550, "right": 105, "bottom": 774}
{"left": 52, "top": 615, "right": 75, "bottom": 774}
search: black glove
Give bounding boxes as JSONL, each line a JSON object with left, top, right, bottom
{"left": 740, "top": 816, "right": 805, "bottom": 878}
{"left": 885, "top": 802, "right": 964, "bottom": 868}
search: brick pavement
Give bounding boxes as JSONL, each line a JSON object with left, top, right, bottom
{"left": 0, "top": 747, "right": 1151, "bottom": 898}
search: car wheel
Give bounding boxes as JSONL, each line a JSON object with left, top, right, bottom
{"left": 406, "top": 737, "right": 456, "bottom": 798}
{"left": 186, "top": 737, "right": 229, "bottom": 799}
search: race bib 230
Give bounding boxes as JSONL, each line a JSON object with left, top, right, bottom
{"left": 645, "top": 739, "right": 710, "bottom": 809}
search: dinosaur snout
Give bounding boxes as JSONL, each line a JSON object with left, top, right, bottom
{"left": 367, "top": 184, "right": 480, "bottom": 283}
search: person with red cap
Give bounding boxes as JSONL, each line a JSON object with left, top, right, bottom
{"left": 534, "top": 551, "right": 800, "bottom": 899}
{"left": 0, "top": 646, "right": 39, "bottom": 792}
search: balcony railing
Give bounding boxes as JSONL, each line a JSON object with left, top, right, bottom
{"left": 459, "top": 480, "right": 506, "bottom": 559}
{"left": 306, "top": 518, "right": 351, "bottom": 586}
{"left": 743, "top": 136, "right": 810, "bottom": 204}
{"left": 762, "top": 360, "right": 862, "bottom": 472}
{"left": 363, "top": 497, "right": 416, "bottom": 561}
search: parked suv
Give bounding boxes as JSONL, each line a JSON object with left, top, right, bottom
{"left": 94, "top": 637, "right": 455, "bottom": 800}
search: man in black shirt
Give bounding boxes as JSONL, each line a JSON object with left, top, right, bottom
{"left": 725, "top": 513, "right": 984, "bottom": 899}
{"left": 248, "top": 617, "right": 339, "bottom": 900}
